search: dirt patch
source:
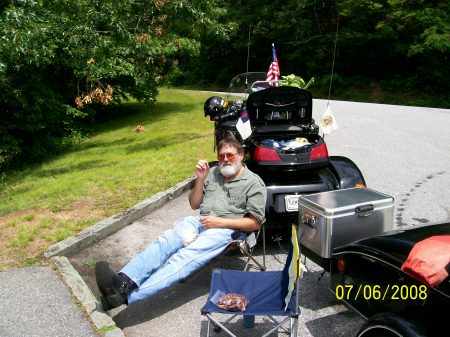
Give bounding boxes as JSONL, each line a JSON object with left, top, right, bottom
{"left": 0, "top": 197, "right": 107, "bottom": 270}
{"left": 369, "top": 83, "right": 382, "bottom": 102}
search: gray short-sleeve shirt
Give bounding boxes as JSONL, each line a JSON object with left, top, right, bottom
{"left": 200, "top": 165, "right": 267, "bottom": 224}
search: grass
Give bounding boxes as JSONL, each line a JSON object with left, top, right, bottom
{"left": 0, "top": 88, "right": 218, "bottom": 270}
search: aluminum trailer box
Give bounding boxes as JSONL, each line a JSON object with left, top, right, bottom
{"left": 298, "top": 188, "right": 394, "bottom": 270}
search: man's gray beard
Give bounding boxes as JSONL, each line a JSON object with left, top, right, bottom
{"left": 220, "top": 162, "right": 241, "bottom": 177}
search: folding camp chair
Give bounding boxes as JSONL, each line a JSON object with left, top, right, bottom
{"left": 226, "top": 226, "right": 266, "bottom": 271}
{"left": 201, "top": 224, "right": 302, "bottom": 337}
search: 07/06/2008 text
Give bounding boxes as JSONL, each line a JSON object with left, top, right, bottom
{"left": 335, "top": 284, "right": 428, "bottom": 301}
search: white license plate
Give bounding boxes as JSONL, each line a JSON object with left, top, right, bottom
{"left": 285, "top": 195, "right": 300, "bottom": 212}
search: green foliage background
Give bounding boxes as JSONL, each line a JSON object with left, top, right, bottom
{"left": 183, "top": 0, "right": 449, "bottom": 95}
{"left": 0, "top": 0, "right": 230, "bottom": 172}
{"left": 1, "top": 0, "right": 449, "bottom": 172}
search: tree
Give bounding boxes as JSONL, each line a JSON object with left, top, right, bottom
{"left": 0, "top": 0, "right": 229, "bottom": 171}
{"left": 185, "top": 0, "right": 449, "bottom": 99}
{"left": 333, "top": 0, "right": 450, "bottom": 90}
{"left": 185, "top": 0, "right": 339, "bottom": 88}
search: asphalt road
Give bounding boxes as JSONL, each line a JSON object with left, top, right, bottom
{"left": 0, "top": 266, "right": 98, "bottom": 337}
{"left": 312, "top": 99, "right": 450, "bottom": 226}
{"left": 70, "top": 98, "right": 450, "bottom": 337}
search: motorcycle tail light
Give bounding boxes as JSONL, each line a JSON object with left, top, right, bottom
{"left": 337, "top": 258, "right": 345, "bottom": 272}
{"left": 254, "top": 146, "right": 281, "bottom": 162}
{"left": 309, "top": 143, "right": 329, "bottom": 160}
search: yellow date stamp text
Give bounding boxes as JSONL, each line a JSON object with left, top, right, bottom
{"left": 335, "top": 284, "right": 428, "bottom": 301}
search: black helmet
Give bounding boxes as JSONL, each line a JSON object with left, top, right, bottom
{"left": 204, "top": 96, "right": 226, "bottom": 118}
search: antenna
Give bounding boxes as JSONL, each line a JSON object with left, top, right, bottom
{"left": 327, "top": 22, "right": 339, "bottom": 107}
{"left": 323, "top": 21, "right": 340, "bottom": 139}
{"left": 245, "top": 25, "right": 251, "bottom": 97}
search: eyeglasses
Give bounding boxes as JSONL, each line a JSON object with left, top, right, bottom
{"left": 218, "top": 152, "right": 239, "bottom": 161}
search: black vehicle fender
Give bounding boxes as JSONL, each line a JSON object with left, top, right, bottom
{"left": 357, "top": 312, "right": 427, "bottom": 337}
{"left": 329, "top": 156, "right": 366, "bottom": 189}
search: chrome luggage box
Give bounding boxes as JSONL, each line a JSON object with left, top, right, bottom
{"left": 298, "top": 188, "right": 394, "bottom": 265}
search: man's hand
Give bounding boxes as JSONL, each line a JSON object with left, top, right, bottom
{"left": 195, "top": 159, "right": 209, "bottom": 180}
{"left": 200, "top": 215, "right": 224, "bottom": 229}
{"left": 189, "top": 159, "right": 209, "bottom": 210}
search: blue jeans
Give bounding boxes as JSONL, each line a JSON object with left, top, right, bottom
{"left": 121, "top": 216, "right": 237, "bottom": 305}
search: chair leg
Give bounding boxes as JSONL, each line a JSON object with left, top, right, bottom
{"left": 241, "top": 247, "right": 266, "bottom": 271}
{"left": 206, "top": 319, "right": 211, "bottom": 337}
{"left": 290, "top": 317, "right": 298, "bottom": 337}
{"left": 261, "top": 317, "right": 291, "bottom": 337}
{"left": 206, "top": 314, "right": 238, "bottom": 337}
{"left": 262, "top": 225, "right": 266, "bottom": 269}
{"left": 241, "top": 226, "right": 266, "bottom": 271}
{"left": 268, "top": 316, "right": 291, "bottom": 334}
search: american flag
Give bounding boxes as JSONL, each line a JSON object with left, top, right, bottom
{"left": 266, "top": 43, "right": 280, "bottom": 86}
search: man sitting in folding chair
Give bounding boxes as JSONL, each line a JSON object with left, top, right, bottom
{"left": 95, "top": 137, "right": 267, "bottom": 310}
{"left": 201, "top": 224, "right": 303, "bottom": 337}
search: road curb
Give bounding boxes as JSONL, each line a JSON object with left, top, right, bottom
{"left": 44, "top": 176, "right": 196, "bottom": 259}
{"left": 50, "top": 256, "right": 123, "bottom": 337}
{"left": 44, "top": 175, "right": 196, "bottom": 336}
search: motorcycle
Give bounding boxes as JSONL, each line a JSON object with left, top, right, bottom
{"left": 204, "top": 72, "right": 365, "bottom": 229}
